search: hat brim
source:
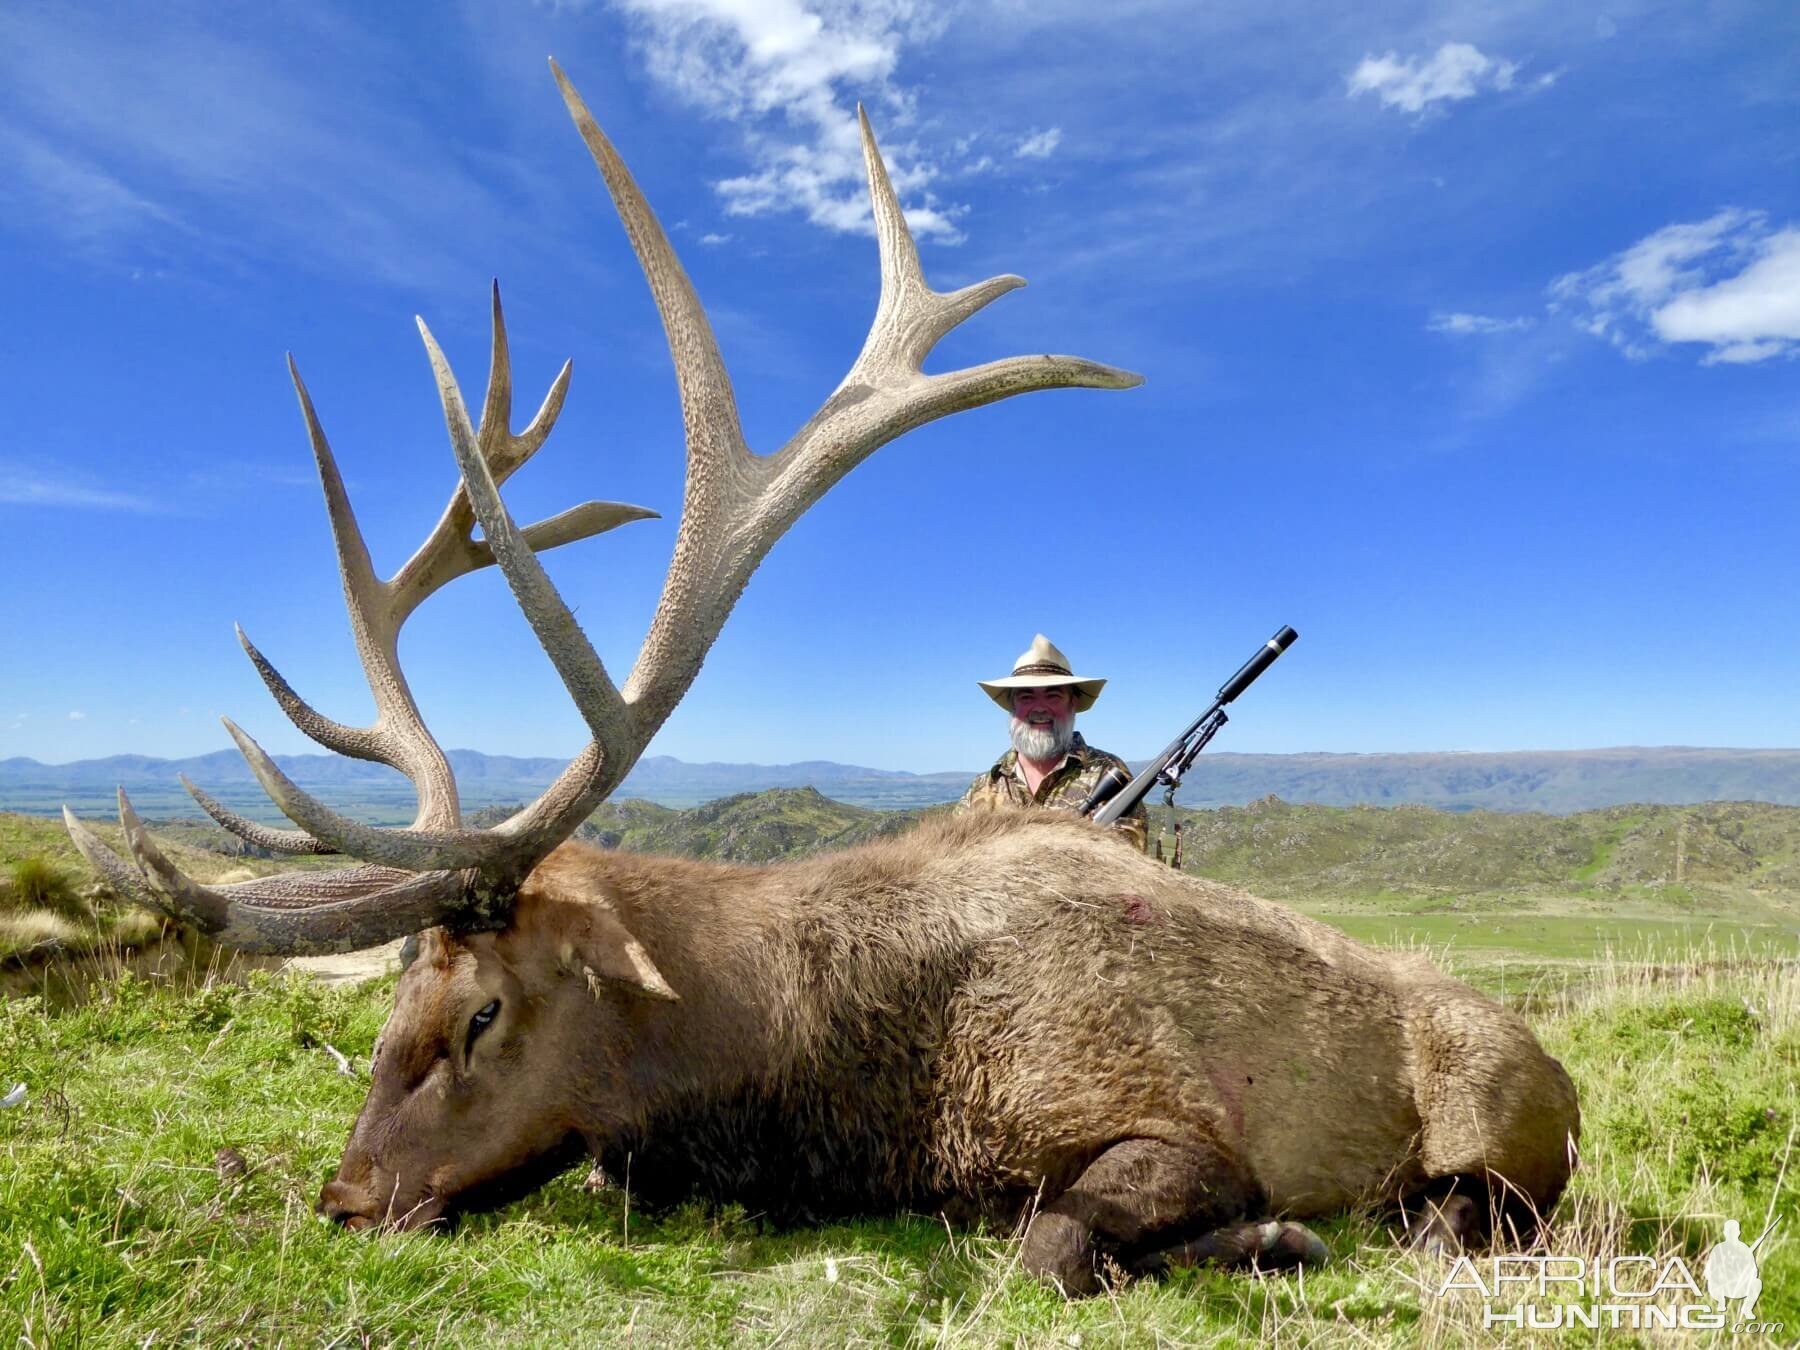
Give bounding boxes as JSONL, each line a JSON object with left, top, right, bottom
{"left": 978, "top": 674, "right": 1105, "bottom": 714}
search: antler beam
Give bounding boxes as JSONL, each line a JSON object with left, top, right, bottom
{"left": 64, "top": 63, "right": 1141, "bottom": 952}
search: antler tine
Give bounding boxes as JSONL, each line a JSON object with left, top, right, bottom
{"left": 63, "top": 801, "right": 466, "bottom": 955}
{"left": 549, "top": 62, "right": 750, "bottom": 478}
{"left": 552, "top": 64, "right": 1141, "bottom": 744}
{"left": 417, "top": 321, "right": 636, "bottom": 758}
{"left": 280, "top": 361, "right": 461, "bottom": 831}
{"left": 195, "top": 295, "right": 655, "bottom": 873}
{"left": 551, "top": 60, "right": 762, "bottom": 734}
{"left": 235, "top": 624, "right": 374, "bottom": 770}
{"left": 180, "top": 775, "right": 338, "bottom": 856}
{"left": 769, "top": 107, "right": 1142, "bottom": 489}
{"left": 389, "top": 283, "right": 608, "bottom": 620}
{"left": 852, "top": 104, "right": 1024, "bottom": 372}
{"left": 220, "top": 717, "right": 503, "bottom": 871}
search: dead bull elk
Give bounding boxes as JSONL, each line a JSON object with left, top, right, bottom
{"left": 66, "top": 61, "right": 1579, "bottom": 1295}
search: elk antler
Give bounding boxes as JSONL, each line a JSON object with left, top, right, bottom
{"left": 64, "top": 62, "right": 1142, "bottom": 953}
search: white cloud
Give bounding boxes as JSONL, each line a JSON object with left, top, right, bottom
{"left": 608, "top": 0, "right": 966, "bottom": 240}
{"left": 68, "top": 711, "right": 86, "bottom": 721}
{"left": 1428, "top": 311, "right": 1534, "bottom": 335}
{"left": 1014, "top": 127, "right": 1062, "bottom": 160}
{"left": 0, "top": 466, "right": 158, "bottom": 511}
{"left": 0, "top": 126, "right": 181, "bottom": 244}
{"left": 698, "top": 231, "right": 734, "bottom": 245}
{"left": 1347, "top": 42, "right": 1519, "bottom": 114}
{"left": 1551, "top": 210, "right": 1800, "bottom": 364}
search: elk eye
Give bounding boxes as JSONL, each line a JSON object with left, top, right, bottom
{"left": 466, "top": 1000, "right": 500, "bottom": 1057}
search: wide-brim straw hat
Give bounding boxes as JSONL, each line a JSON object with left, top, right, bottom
{"left": 978, "top": 634, "right": 1106, "bottom": 713}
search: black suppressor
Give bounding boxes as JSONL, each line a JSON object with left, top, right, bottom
{"left": 1086, "top": 625, "right": 1299, "bottom": 827}
{"left": 1218, "top": 625, "right": 1298, "bottom": 704}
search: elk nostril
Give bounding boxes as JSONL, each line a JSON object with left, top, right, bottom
{"left": 318, "top": 1179, "right": 373, "bottom": 1230}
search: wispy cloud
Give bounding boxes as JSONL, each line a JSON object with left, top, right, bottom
{"left": 68, "top": 711, "right": 86, "bottom": 721}
{"left": 0, "top": 467, "right": 158, "bottom": 512}
{"left": 0, "top": 126, "right": 182, "bottom": 246}
{"left": 0, "top": 5, "right": 512, "bottom": 290}
{"left": 1013, "top": 127, "right": 1062, "bottom": 160}
{"left": 1347, "top": 42, "right": 1519, "bottom": 114}
{"left": 1551, "top": 209, "right": 1800, "bottom": 364}
{"left": 607, "top": 0, "right": 966, "bottom": 240}
{"left": 1428, "top": 311, "right": 1534, "bottom": 335}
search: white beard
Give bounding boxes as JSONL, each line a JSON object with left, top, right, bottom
{"left": 1010, "top": 710, "right": 1075, "bottom": 762}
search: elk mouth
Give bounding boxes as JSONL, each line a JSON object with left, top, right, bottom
{"left": 317, "top": 1132, "right": 588, "bottom": 1233}
{"left": 317, "top": 1178, "right": 449, "bottom": 1233}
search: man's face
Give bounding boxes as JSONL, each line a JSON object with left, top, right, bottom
{"left": 1012, "top": 686, "right": 1074, "bottom": 725}
{"left": 1009, "top": 685, "right": 1077, "bottom": 761}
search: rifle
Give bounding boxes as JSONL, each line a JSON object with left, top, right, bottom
{"left": 1081, "top": 626, "right": 1298, "bottom": 829}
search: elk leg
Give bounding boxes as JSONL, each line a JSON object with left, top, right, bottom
{"left": 1019, "top": 1135, "right": 1270, "bottom": 1296}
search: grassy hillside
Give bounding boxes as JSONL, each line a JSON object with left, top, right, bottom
{"left": 531, "top": 788, "right": 929, "bottom": 861}
{"left": 16, "top": 795, "right": 1800, "bottom": 972}
{"left": 1162, "top": 796, "right": 1800, "bottom": 910}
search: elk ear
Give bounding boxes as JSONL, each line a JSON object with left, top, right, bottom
{"left": 559, "top": 909, "right": 678, "bottom": 1002}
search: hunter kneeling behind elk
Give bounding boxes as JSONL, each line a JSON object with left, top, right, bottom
{"left": 958, "top": 634, "right": 1150, "bottom": 852}
{"left": 65, "top": 60, "right": 1580, "bottom": 1299}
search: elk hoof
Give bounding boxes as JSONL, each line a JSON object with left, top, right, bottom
{"left": 1132, "top": 1219, "right": 1331, "bottom": 1277}
{"left": 1259, "top": 1220, "right": 1331, "bottom": 1268}
{"left": 1410, "top": 1193, "right": 1478, "bottom": 1255}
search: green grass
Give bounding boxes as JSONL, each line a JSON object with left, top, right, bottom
{"left": 1311, "top": 912, "right": 1800, "bottom": 963}
{"left": 3, "top": 857, "right": 83, "bottom": 919}
{"left": 2, "top": 945, "right": 1795, "bottom": 1346}
{"left": 1570, "top": 811, "right": 1645, "bottom": 882}
{"left": 5, "top": 799, "right": 1798, "bottom": 1342}
{"left": 0, "top": 812, "right": 344, "bottom": 966}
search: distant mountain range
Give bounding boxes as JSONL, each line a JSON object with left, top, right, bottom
{"left": 7, "top": 745, "right": 1800, "bottom": 821}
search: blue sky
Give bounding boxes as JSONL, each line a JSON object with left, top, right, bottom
{"left": 3, "top": 0, "right": 1796, "bottom": 776}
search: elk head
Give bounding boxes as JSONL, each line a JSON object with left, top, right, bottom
{"left": 318, "top": 874, "right": 682, "bottom": 1230}
{"left": 64, "top": 61, "right": 1140, "bottom": 1227}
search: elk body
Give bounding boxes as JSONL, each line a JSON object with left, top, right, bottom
{"left": 325, "top": 813, "right": 1577, "bottom": 1293}
{"left": 66, "top": 63, "right": 1579, "bottom": 1296}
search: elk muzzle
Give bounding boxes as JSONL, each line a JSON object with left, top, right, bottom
{"left": 318, "top": 1164, "right": 447, "bottom": 1232}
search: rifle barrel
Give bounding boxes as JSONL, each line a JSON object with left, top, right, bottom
{"left": 1090, "top": 626, "right": 1298, "bottom": 828}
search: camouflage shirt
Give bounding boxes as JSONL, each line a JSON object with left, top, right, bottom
{"left": 957, "top": 733, "right": 1148, "bottom": 852}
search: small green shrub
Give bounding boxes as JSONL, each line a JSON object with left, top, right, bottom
{"left": 1579, "top": 994, "right": 1761, "bottom": 1052}
{"left": 5, "top": 856, "right": 88, "bottom": 921}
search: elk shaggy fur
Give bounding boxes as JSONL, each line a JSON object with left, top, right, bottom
{"left": 322, "top": 809, "right": 1579, "bottom": 1292}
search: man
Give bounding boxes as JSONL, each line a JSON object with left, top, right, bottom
{"left": 958, "top": 635, "right": 1148, "bottom": 851}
